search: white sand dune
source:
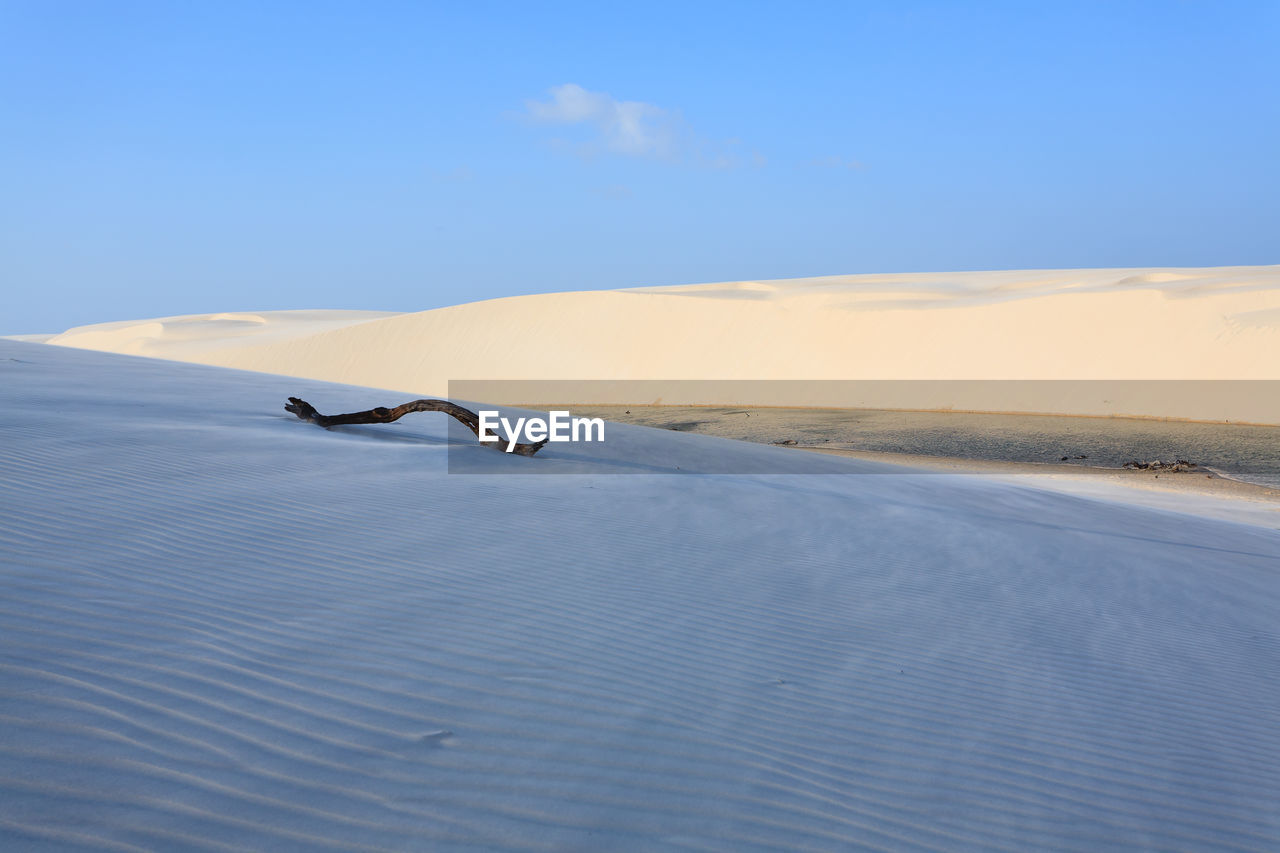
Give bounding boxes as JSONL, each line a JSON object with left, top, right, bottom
{"left": 2, "top": 339, "right": 1279, "bottom": 850}
{"left": 44, "top": 309, "right": 396, "bottom": 362}
{"left": 44, "top": 265, "right": 1280, "bottom": 423}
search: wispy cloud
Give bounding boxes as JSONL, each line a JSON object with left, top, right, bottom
{"left": 522, "top": 84, "right": 763, "bottom": 168}
{"left": 525, "top": 84, "right": 677, "bottom": 158}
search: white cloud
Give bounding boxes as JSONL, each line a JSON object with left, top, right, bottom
{"left": 524, "top": 84, "right": 677, "bottom": 159}
{"left": 523, "top": 84, "right": 765, "bottom": 169}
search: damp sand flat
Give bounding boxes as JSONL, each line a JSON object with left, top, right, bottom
{"left": 564, "top": 405, "right": 1280, "bottom": 489}
{"left": 562, "top": 405, "right": 1280, "bottom": 527}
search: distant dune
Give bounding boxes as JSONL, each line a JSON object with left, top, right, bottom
{"left": 45, "top": 265, "right": 1280, "bottom": 422}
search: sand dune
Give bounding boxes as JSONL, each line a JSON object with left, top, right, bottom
{"left": 44, "top": 309, "right": 396, "bottom": 361}
{"left": 2, "top": 338, "right": 1279, "bottom": 850}
{"left": 44, "top": 265, "right": 1280, "bottom": 422}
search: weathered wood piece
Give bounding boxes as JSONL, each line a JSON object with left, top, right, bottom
{"left": 284, "top": 397, "right": 549, "bottom": 456}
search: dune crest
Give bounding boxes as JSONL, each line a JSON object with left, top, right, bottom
{"left": 44, "top": 265, "right": 1280, "bottom": 422}
{"left": 48, "top": 309, "right": 397, "bottom": 360}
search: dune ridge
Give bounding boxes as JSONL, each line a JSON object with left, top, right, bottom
{"left": 43, "top": 265, "right": 1280, "bottom": 423}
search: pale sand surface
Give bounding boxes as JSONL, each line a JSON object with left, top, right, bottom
{"left": 44, "top": 265, "right": 1280, "bottom": 422}
{"left": 12, "top": 268, "right": 1280, "bottom": 848}
{"left": 3, "top": 339, "right": 1280, "bottom": 850}
{"left": 45, "top": 308, "right": 396, "bottom": 360}
{"left": 1, "top": 333, "right": 55, "bottom": 343}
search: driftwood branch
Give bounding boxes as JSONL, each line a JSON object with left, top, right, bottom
{"left": 284, "top": 397, "right": 549, "bottom": 456}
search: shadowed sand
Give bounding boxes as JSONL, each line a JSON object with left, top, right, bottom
{"left": 2, "top": 339, "right": 1279, "bottom": 850}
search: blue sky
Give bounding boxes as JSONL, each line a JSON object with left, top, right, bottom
{"left": 3, "top": 1, "right": 1277, "bottom": 333}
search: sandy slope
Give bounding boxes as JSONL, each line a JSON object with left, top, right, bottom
{"left": 2, "top": 339, "right": 1279, "bottom": 850}
{"left": 44, "top": 265, "right": 1280, "bottom": 422}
